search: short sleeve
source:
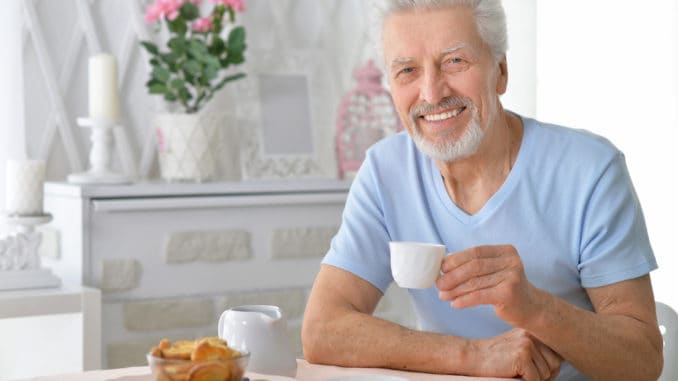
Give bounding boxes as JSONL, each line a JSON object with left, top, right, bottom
{"left": 322, "top": 151, "right": 393, "bottom": 293}
{"left": 578, "top": 152, "right": 657, "bottom": 287}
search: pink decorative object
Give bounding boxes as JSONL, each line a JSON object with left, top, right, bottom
{"left": 336, "top": 60, "right": 402, "bottom": 179}
{"left": 192, "top": 16, "right": 214, "bottom": 32}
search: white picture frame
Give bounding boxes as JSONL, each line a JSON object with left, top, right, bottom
{"left": 232, "top": 49, "right": 337, "bottom": 179}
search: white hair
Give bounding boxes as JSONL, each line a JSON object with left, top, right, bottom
{"left": 370, "top": 0, "right": 508, "bottom": 65}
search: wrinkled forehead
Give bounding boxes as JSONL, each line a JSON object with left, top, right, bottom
{"left": 381, "top": 6, "right": 485, "bottom": 61}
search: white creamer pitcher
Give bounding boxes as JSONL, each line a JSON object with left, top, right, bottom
{"left": 218, "top": 305, "right": 297, "bottom": 377}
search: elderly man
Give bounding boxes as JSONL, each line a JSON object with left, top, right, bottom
{"left": 302, "top": 1, "right": 663, "bottom": 380}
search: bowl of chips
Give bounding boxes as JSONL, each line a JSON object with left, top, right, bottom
{"left": 147, "top": 336, "right": 250, "bottom": 381}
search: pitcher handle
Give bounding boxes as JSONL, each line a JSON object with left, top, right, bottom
{"left": 218, "top": 309, "right": 227, "bottom": 338}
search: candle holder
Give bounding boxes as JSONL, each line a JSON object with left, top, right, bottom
{"left": 0, "top": 212, "right": 61, "bottom": 290}
{"left": 67, "top": 117, "right": 130, "bottom": 184}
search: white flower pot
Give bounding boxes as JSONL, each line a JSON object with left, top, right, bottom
{"left": 153, "top": 113, "right": 221, "bottom": 182}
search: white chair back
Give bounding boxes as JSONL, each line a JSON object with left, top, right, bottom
{"left": 657, "top": 301, "right": 678, "bottom": 381}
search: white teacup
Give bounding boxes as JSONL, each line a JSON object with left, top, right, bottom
{"left": 390, "top": 241, "right": 446, "bottom": 289}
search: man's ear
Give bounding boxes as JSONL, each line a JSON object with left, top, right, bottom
{"left": 496, "top": 55, "right": 508, "bottom": 95}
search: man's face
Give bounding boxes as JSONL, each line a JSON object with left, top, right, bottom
{"left": 383, "top": 6, "right": 508, "bottom": 162}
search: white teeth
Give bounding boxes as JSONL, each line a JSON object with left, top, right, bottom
{"left": 423, "top": 107, "right": 464, "bottom": 122}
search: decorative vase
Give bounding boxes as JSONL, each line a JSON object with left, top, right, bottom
{"left": 153, "top": 112, "right": 221, "bottom": 182}
{"left": 336, "top": 60, "right": 403, "bottom": 179}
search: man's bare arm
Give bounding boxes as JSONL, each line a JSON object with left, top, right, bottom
{"left": 437, "top": 245, "right": 663, "bottom": 381}
{"left": 302, "top": 265, "right": 561, "bottom": 380}
{"left": 526, "top": 275, "right": 663, "bottom": 381}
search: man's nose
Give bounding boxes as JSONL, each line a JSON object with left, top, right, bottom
{"left": 420, "top": 69, "right": 450, "bottom": 106}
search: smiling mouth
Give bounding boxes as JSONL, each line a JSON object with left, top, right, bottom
{"left": 421, "top": 106, "right": 466, "bottom": 122}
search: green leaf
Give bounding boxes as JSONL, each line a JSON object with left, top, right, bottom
{"left": 164, "top": 92, "right": 178, "bottom": 102}
{"left": 188, "top": 39, "right": 208, "bottom": 59}
{"left": 203, "top": 65, "right": 218, "bottom": 81}
{"left": 227, "top": 51, "right": 245, "bottom": 65}
{"left": 167, "top": 17, "right": 187, "bottom": 35}
{"left": 141, "top": 41, "right": 159, "bottom": 55}
{"left": 168, "top": 37, "right": 187, "bottom": 56}
{"left": 204, "top": 56, "right": 221, "bottom": 69}
{"left": 227, "top": 6, "right": 235, "bottom": 23}
{"left": 146, "top": 78, "right": 164, "bottom": 87}
{"left": 227, "top": 27, "right": 246, "bottom": 52}
{"left": 170, "top": 78, "right": 185, "bottom": 89}
{"left": 210, "top": 37, "right": 226, "bottom": 55}
{"left": 149, "top": 83, "right": 167, "bottom": 94}
{"left": 180, "top": 2, "right": 200, "bottom": 20}
{"left": 183, "top": 71, "right": 196, "bottom": 84}
{"left": 160, "top": 53, "right": 177, "bottom": 66}
{"left": 184, "top": 59, "right": 203, "bottom": 76}
{"left": 178, "top": 87, "right": 192, "bottom": 102}
{"left": 150, "top": 58, "right": 160, "bottom": 66}
{"left": 153, "top": 66, "right": 171, "bottom": 82}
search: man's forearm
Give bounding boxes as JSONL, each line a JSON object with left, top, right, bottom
{"left": 522, "top": 287, "right": 663, "bottom": 381}
{"left": 302, "top": 308, "right": 473, "bottom": 374}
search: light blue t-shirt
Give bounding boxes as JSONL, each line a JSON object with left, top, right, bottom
{"left": 322, "top": 115, "right": 657, "bottom": 381}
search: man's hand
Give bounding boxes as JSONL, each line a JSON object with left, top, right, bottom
{"left": 436, "top": 245, "right": 544, "bottom": 327}
{"left": 471, "top": 329, "right": 562, "bottom": 381}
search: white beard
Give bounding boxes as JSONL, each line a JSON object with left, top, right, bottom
{"left": 410, "top": 106, "right": 484, "bottom": 162}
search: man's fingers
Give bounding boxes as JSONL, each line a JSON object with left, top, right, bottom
{"left": 441, "top": 284, "right": 498, "bottom": 308}
{"left": 537, "top": 342, "right": 562, "bottom": 378}
{"left": 530, "top": 346, "right": 551, "bottom": 381}
{"left": 440, "top": 245, "right": 507, "bottom": 272}
{"left": 437, "top": 256, "right": 513, "bottom": 296}
{"left": 440, "top": 272, "right": 503, "bottom": 299}
{"left": 519, "top": 361, "right": 541, "bottom": 381}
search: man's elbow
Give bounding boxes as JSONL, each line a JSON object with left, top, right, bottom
{"left": 301, "top": 316, "right": 327, "bottom": 364}
{"left": 651, "top": 344, "right": 664, "bottom": 381}
{"left": 646, "top": 328, "right": 664, "bottom": 381}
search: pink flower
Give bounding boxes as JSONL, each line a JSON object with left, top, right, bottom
{"left": 211, "top": 0, "right": 245, "bottom": 12}
{"left": 191, "top": 0, "right": 202, "bottom": 4}
{"left": 144, "top": 0, "right": 184, "bottom": 23}
{"left": 144, "top": 3, "right": 162, "bottom": 23}
{"left": 191, "top": 16, "right": 214, "bottom": 32}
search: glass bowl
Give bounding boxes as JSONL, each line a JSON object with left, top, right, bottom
{"left": 147, "top": 349, "right": 250, "bottom": 381}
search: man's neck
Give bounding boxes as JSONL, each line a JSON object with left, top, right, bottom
{"left": 435, "top": 110, "right": 523, "bottom": 215}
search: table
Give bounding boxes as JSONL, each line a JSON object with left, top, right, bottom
{"left": 11, "top": 359, "right": 511, "bottom": 381}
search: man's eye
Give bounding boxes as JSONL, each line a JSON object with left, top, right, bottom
{"left": 449, "top": 57, "right": 463, "bottom": 64}
{"left": 401, "top": 67, "right": 415, "bottom": 74}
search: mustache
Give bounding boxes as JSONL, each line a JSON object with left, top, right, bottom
{"left": 409, "top": 96, "right": 473, "bottom": 118}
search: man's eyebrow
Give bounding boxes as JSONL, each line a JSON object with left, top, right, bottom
{"left": 389, "top": 43, "right": 469, "bottom": 69}
{"left": 390, "top": 57, "right": 415, "bottom": 70}
{"left": 440, "top": 43, "right": 467, "bottom": 57}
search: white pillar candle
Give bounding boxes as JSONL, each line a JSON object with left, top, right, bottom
{"left": 88, "top": 53, "right": 120, "bottom": 120}
{"left": 4, "top": 159, "right": 46, "bottom": 216}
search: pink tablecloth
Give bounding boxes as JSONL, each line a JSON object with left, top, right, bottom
{"left": 15, "top": 359, "right": 511, "bottom": 381}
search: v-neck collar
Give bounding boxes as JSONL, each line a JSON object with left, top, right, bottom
{"left": 428, "top": 114, "right": 533, "bottom": 226}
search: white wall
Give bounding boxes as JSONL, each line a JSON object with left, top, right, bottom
{"left": 535, "top": 1, "right": 678, "bottom": 309}
{"left": 0, "top": 0, "right": 26, "bottom": 232}
{"left": 502, "top": 0, "right": 537, "bottom": 117}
